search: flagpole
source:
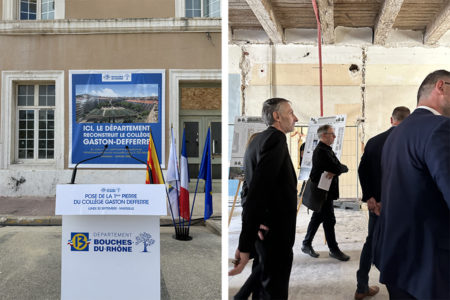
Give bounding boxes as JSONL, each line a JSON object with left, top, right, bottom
{"left": 171, "top": 125, "right": 182, "bottom": 228}
{"left": 149, "top": 127, "right": 178, "bottom": 230}
{"left": 188, "top": 177, "right": 201, "bottom": 228}
{"left": 164, "top": 181, "right": 178, "bottom": 230}
{"left": 204, "top": 126, "right": 213, "bottom": 220}
{"left": 176, "top": 177, "right": 183, "bottom": 228}
{"left": 189, "top": 125, "right": 212, "bottom": 225}
{"left": 180, "top": 123, "right": 190, "bottom": 228}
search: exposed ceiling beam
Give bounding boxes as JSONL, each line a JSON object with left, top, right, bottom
{"left": 374, "top": 0, "right": 404, "bottom": 45}
{"left": 424, "top": 1, "right": 450, "bottom": 45}
{"left": 317, "top": 0, "right": 335, "bottom": 44}
{"left": 245, "top": 0, "right": 284, "bottom": 44}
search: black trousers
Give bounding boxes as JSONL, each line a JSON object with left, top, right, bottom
{"left": 302, "top": 197, "right": 339, "bottom": 251}
{"left": 356, "top": 212, "right": 378, "bottom": 293}
{"left": 234, "top": 240, "right": 293, "bottom": 300}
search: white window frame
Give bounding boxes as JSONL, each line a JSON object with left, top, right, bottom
{"left": 175, "top": 0, "right": 220, "bottom": 18}
{"left": 15, "top": 83, "right": 56, "bottom": 163}
{"left": 204, "top": 0, "right": 220, "bottom": 17}
{"left": 175, "top": 0, "right": 185, "bottom": 17}
{"left": 0, "top": 71, "right": 65, "bottom": 170}
{"left": 2, "top": 0, "right": 64, "bottom": 20}
{"left": 169, "top": 69, "right": 221, "bottom": 153}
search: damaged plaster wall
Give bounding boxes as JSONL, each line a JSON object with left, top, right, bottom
{"left": 229, "top": 43, "right": 363, "bottom": 124}
{"left": 229, "top": 39, "right": 449, "bottom": 199}
{"left": 228, "top": 42, "right": 450, "bottom": 144}
{"left": 364, "top": 46, "right": 450, "bottom": 139}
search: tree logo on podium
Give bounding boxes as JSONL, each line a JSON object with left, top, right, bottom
{"left": 135, "top": 232, "right": 155, "bottom": 252}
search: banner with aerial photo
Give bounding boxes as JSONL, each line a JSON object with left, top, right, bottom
{"left": 69, "top": 70, "right": 165, "bottom": 168}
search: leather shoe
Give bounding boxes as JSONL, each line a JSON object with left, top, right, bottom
{"left": 329, "top": 249, "right": 350, "bottom": 261}
{"left": 354, "top": 286, "right": 379, "bottom": 300}
{"left": 301, "top": 245, "right": 319, "bottom": 258}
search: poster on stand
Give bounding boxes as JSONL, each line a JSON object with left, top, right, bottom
{"left": 298, "top": 115, "right": 347, "bottom": 181}
{"left": 229, "top": 116, "right": 267, "bottom": 179}
{"left": 69, "top": 70, "right": 165, "bottom": 168}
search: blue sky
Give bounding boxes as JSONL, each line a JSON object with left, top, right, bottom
{"left": 76, "top": 84, "right": 158, "bottom": 98}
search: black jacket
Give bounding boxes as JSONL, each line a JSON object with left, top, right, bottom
{"left": 310, "top": 141, "right": 348, "bottom": 200}
{"left": 373, "top": 109, "right": 450, "bottom": 299}
{"left": 358, "top": 127, "right": 394, "bottom": 203}
{"left": 238, "top": 126, "right": 298, "bottom": 253}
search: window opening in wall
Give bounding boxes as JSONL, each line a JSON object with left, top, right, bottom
{"left": 16, "top": 84, "right": 55, "bottom": 162}
{"left": 185, "top": 0, "right": 201, "bottom": 17}
{"left": 204, "top": 0, "right": 220, "bottom": 17}
{"left": 19, "top": 0, "right": 54, "bottom": 20}
{"left": 185, "top": 0, "right": 220, "bottom": 17}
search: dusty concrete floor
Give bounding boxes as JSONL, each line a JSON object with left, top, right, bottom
{"left": 228, "top": 205, "right": 389, "bottom": 300}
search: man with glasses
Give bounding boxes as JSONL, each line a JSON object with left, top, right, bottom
{"left": 230, "top": 98, "right": 299, "bottom": 299}
{"left": 301, "top": 124, "right": 350, "bottom": 261}
{"left": 373, "top": 70, "right": 450, "bottom": 299}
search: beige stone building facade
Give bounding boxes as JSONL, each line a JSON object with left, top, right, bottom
{"left": 0, "top": 0, "right": 221, "bottom": 197}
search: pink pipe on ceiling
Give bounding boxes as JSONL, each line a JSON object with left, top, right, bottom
{"left": 312, "top": 0, "right": 324, "bottom": 117}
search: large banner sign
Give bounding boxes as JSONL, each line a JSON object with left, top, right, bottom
{"left": 69, "top": 70, "right": 165, "bottom": 168}
{"left": 298, "top": 115, "right": 347, "bottom": 180}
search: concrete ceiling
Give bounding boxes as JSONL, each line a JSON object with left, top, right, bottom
{"left": 229, "top": 0, "right": 450, "bottom": 45}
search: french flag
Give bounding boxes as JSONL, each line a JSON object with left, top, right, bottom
{"left": 179, "top": 128, "right": 190, "bottom": 220}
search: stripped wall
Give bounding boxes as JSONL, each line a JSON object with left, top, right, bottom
{"left": 229, "top": 34, "right": 450, "bottom": 199}
{"left": 229, "top": 42, "right": 450, "bottom": 144}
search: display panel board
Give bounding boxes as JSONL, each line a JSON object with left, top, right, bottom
{"left": 298, "top": 115, "right": 347, "bottom": 180}
{"left": 69, "top": 70, "right": 165, "bottom": 168}
{"left": 229, "top": 116, "right": 267, "bottom": 178}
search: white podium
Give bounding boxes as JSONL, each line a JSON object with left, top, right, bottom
{"left": 56, "top": 184, "right": 166, "bottom": 300}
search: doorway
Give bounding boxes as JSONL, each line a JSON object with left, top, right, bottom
{"left": 179, "top": 81, "right": 221, "bottom": 192}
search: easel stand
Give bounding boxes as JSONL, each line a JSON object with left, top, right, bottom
{"left": 297, "top": 180, "right": 306, "bottom": 215}
{"left": 228, "top": 179, "right": 243, "bottom": 227}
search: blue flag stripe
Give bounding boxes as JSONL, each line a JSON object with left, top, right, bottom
{"left": 198, "top": 128, "right": 213, "bottom": 220}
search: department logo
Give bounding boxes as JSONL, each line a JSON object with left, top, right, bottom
{"left": 102, "top": 72, "right": 132, "bottom": 82}
{"left": 68, "top": 232, "right": 91, "bottom": 251}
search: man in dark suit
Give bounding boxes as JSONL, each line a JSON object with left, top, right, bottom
{"left": 354, "top": 106, "right": 410, "bottom": 300}
{"left": 229, "top": 98, "right": 298, "bottom": 299}
{"left": 373, "top": 70, "right": 450, "bottom": 299}
{"left": 301, "top": 124, "right": 350, "bottom": 261}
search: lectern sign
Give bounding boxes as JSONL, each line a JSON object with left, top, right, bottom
{"left": 56, "top": 184, "right": 166, "bottom": 215}
{"left": 56, "top": 184, "right": 166, "bottom": 300}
